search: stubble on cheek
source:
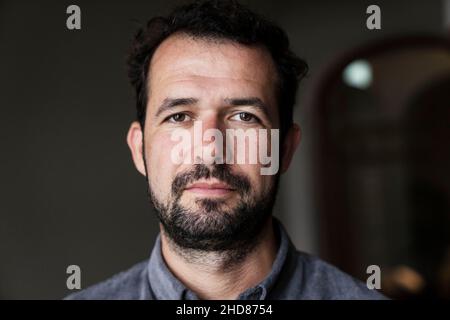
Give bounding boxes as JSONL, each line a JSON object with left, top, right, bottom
{"left": 144, "top": 133, "right": 177, "bottom": 205}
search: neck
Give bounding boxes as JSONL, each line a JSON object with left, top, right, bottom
{"left": 160, "top": 217, "right": 278, "bottom": 300}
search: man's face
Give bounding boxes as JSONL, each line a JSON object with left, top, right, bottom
{"left": 127, "top": 34, "right": 300, "bottom": 251}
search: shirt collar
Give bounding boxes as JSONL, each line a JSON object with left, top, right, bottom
{"left": 147, "top": 217, "right": 293, "bottom": 300}
{"left": 147, "top": 234, "right": 193, "bottom": 299}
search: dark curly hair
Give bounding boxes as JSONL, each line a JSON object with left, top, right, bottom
{"left": 127, "top": 0, "right": 308, "bottom": 139}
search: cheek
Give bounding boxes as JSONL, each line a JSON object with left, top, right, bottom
{"left": 232, "top": 131, "right": 278, "bottom": 194}
{"left": 146, "top": 133, "right": 180, "bottom": 198}
{"left": 234, "top": 163, "right": 273, "bottom": 196}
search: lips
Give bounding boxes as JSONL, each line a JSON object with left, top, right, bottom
{"left": 184, "top": 181, "right": 235, "bottom": 196}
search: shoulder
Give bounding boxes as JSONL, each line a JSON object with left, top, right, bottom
{"left": 64, "top": 260, "right": 151, "bottom": 300}
{"left": 278, "top": 250, "right": 387, "bottom": 300}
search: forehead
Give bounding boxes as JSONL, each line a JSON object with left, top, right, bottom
{"left": 147, "top": 33, "right": 278, "bottom": 111}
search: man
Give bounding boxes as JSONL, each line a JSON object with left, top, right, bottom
{"left": 67, "top": 0, "right": 384, "bottom": 300}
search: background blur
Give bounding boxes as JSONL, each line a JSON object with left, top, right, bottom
{"left": 0, "top": 0, "right": 449, "bottom": 299}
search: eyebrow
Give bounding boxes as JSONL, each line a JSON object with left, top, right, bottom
{"left": 155, "top": 97, "right": 199, "bottom": 117}
{"left": 154, "top": 96, "right": 270, "bottom": 118}
{"left": 223, "top": 97, "right": 270, "bottom": 116}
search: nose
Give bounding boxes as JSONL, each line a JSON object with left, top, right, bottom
{"left": 201, "top": 114, "right": 223, "bottom": 133}
{"left": 192, "top": 114, "right": 226, "bottom": 165}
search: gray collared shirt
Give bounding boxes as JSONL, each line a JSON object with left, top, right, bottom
{"left": 66, "top": 220, "right": 385, "bottom": 300}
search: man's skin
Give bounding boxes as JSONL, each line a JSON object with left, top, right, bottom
{"left": 126, "top": 33, "right": 301, "bottom": 299}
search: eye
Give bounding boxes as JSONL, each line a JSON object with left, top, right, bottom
{"left": 166, "top": 113, "right": 191, "bottom": 123}
{"left": 230, "top": 112, "right": 259, "bottom": 123}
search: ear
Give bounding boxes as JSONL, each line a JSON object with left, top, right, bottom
{"left": 280, "top": 123, "right": 302, "bottom": 174}
{"left": 126, "top": 121, "right": 147, "bottom": 177}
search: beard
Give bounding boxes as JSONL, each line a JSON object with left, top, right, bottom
{"left": 146, "top": 164, "right": 279, "bottom": 253}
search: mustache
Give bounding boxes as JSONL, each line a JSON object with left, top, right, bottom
{"left": 171, "top": 164, "right": 251, "bottom": 198}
